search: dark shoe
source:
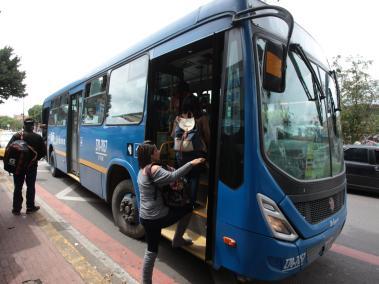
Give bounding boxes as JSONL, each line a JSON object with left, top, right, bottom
{"left": 172, "top": 237, "right": 193, "bottom": 248}
{"left": 12, "top": 209, "right": 21, "bottom": 216}
{"left": 26, "top": 206, "right": 40, "bottom": 214}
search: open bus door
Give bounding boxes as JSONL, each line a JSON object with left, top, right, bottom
{"left": 147, "top": 33, "right": 224, "bottom": 262}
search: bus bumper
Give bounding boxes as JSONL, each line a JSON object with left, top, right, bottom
{"left": 214, "top": 207, "right": 346, "bottom": 281}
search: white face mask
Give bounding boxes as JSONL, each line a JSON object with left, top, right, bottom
{"left": 178, "top": 117, "right": 195, "bottom": 132}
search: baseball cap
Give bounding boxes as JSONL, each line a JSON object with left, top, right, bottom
{"left": 24, "top": 118, "right": 35, "bottom": 126}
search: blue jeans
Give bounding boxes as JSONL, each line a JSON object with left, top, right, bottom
{"left": 12, "top": 164, "right": 38, "bottom": 211}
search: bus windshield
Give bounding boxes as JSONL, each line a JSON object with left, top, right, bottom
{"left": 256, "top": 37, "right": 343, "bottom": 180}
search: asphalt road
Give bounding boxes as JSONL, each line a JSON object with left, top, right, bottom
{"left": 6, "top": 161, "right": 379, "bottom": 283}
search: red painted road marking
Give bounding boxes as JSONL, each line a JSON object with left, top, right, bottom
{"left": 36, "top": 184, "right": 176, "bottom": 284}
{"left": 331, "top": 243, "right": 379, "bottom": 267}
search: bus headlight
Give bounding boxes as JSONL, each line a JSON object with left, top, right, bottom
{"left": 257, "top": 193, "right": 298, "bottom": 242}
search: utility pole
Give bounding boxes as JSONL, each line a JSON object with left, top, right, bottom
{"left": 22, "top": 95, "right": 25, "bottom": 121}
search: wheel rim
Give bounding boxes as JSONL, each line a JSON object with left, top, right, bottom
{"left": 120, "top": 193, "right": 139, "bottom": 225}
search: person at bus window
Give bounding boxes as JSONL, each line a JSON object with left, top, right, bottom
{"left": 171, "top": 94, "right": 210, "bottom": 205}
{"left": 137, "top": 141, "right": 205, "bottom": 284}
{"left": 84, "top": 106, "right": 99, "bottom": 124}
{"left": 7, "top": 118, "right": 46, "bottom": 215}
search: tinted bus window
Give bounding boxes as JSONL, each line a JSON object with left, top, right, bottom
{"left": 56, "top": 105, "right": 68, "bottom": 126}
{"left": 106, "top": 55, "right": 148, "bottom": 125}
{"left": 89, "top": 76, "right": 107, "bottom": 97}
{"left": 83, "top": 76, "right": 107, "bottom": 125}
{"left": 48, "top": 108, "right": 57, "bottom": 125}
{"left": 56, "top": 94, "right": 68, "bottom": 126}
{"left": 220, "top": 29, "right": 244, "bottom": 189}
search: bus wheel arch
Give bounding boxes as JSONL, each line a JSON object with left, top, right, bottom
{"left": 111, "top": 179, "right": 145, "bottom": 239}
{"left": 107, "top": 165, "right": 131, "bottom": 203}
{"left": 49, "top": 148, "right": 62, "bottom": 177}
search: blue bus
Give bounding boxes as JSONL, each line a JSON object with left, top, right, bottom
{"left": 42, "top": 0, "right": 346, "bottom": 280}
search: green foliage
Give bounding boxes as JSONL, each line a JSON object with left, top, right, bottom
{"left": 0, "top": 46, "right": 27, "bottom": 103}
{"left": 333, "top": 55, "right": 379, "bottom": 144}
{"left": 28, "top": 104, "right": 42, "bottom": 123}
{"left": 0, "top": 116, "right": 22, "bottom": 131}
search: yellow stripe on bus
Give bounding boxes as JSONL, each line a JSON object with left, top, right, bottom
{"left": 55, "top": 149, "right": 66, "bottom": 157}
{"left": 79, "top": 159, "right": 107, "bottom": 174}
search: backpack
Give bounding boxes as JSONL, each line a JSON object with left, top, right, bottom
{"left": 3, "top": 131, "right": 38, "bottom": 175}
{"left": 173, "top": 117, "right": 204, "bottom": 153}
{"left": 146, "top": 163, "right": 190, "bottom": 208}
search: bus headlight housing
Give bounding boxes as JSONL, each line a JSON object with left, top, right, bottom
{"left": 257, "top": 193, "right": 298, "bottom": 242}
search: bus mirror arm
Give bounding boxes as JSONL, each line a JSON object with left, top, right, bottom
{"left": 233, "top": 5, "right": 294, "bottom": 93}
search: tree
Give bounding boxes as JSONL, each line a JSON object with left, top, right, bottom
{"left": 0, "top": 46, "right": 27, "bottom": 103}
{"left": 28, "top": 104, "right": 42, "bottom": 123}
{"left": 0, "top": 116, "right": 23, "bottom": 131}
{"left": 333, "top": 55, "right": 379, "bottom": 144}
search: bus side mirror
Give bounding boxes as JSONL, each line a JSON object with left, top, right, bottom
{"left": 263, "top": 41, "right": 286, "bottom": 93}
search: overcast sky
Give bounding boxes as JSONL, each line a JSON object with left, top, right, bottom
{"left": 1, "top": 0, "right": 378, "bottom": 117}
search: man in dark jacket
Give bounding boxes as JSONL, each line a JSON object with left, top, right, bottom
{"left": 6, "top": 118, "right": 46, "bottom": 215}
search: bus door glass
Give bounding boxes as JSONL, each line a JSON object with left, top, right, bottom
{"left": 68, "top": 92, "right": 82, "bottom": 175}
{"left": 219, "top": 28, "right": 244, "bottom": 189}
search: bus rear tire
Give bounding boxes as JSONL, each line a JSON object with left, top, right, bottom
{"left": 112, "top": 180, "right": 145, "bottom": 239}
{"left": 49, "top": 151, "right": 62, "bottom": 177}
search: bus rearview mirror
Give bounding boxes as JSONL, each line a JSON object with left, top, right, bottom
{"left": 263, "top": 41, "right": 286, "bottom": 93}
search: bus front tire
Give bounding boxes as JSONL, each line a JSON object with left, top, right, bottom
{"left": 112, "top": 180, "right": 145, "bottom": 239}
{"left": 49, "top": 151, "right": 62, "bottom": 177}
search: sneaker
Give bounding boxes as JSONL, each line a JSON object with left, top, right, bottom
{"left": 172, "top": 237, "right": 193, "bottom": 248}
{"left": 26, "top": 206, "right": 40, "bottom": 214}
{"left": 12, "top": 210, "right": 21, "bottom": 216}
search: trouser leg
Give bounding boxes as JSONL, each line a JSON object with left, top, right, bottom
{"left": 25, "top": 166, "right": 37, "bottom": 209}
{"left": 172, "top": 213, "right": 192, "bottom": 247}
{"left": 140, "top": 218, "right": 161, "bottom": 284}
{"left": 141, "top": 250, "right": 157, "bottom": 284}
{"left": 189, "top": 175, "right": 199, "bottom": 205}
{"left": 13, "top": 174, "right": 25, "bottom": 211}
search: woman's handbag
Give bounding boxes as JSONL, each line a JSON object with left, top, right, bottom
{"left": 146, "top": 163, "right": 190, "bottom": 207}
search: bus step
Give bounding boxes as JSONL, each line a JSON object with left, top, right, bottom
{"left": 161, "top": 225, "right": 206, "bottom": 260}
{"left": 193, "top": 207, "right": 207, "bottom": 218}
{"left": 67, "top": 173, "right": 80, "bottom": 182}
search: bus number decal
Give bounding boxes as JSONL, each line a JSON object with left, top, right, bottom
{"left": 95, "top": 139, "right": 108, "bottom": 161}
{"left": 282, "top": 252, "right": 306, "bottom": 271}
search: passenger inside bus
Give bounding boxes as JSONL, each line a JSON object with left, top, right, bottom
{"left": 172, "top": 94, "right": 210, "bottom": 205}
{"left": 84, "top": 107, "right": 99, "bottom": 124}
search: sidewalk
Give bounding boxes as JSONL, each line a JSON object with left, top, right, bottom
{"left": 0, "top": 179, "right": 85, "bottom": 283}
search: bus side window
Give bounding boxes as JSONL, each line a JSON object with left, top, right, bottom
{"left": 82, "top": 76, "right": 107, "bottom": 125}
{"left": 105, "top": 55, "right": 148, "bottom": 125}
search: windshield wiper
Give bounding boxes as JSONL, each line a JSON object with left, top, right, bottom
{"left": 288, "top": 52, "right": 315, "bottom": 102}
{"left": 291, "top": 44, "right": 326, "bottom": 100}
{"left": 329, "top": 70, "right": 342, "bottom": 111}
{"left": 289, "top": 44, "right": 324, "bottom": 125}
